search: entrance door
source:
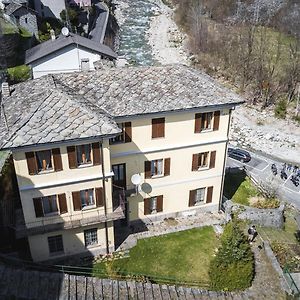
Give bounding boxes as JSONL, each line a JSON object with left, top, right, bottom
{"left": 112, "top": 163, "right": 126, "bottom": 190}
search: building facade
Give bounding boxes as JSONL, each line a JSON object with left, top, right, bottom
{"left": 0, "top": 66, "right": 243, "bottom": 262}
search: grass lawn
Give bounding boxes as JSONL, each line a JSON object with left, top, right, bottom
{"left": 224, "top": 172, "right": 258, "bottom": 206}
{"left": 93, "top": 226, "right": 219, "bottom": 285}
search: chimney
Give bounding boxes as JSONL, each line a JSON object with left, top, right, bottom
{"left": 50, "top": 29, "right": 55, "bottom": 41}
{"left": 1, "top": 82, "right": 10, "bottom": 98}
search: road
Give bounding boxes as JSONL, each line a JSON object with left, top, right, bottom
{"left": 226, "top": 149, "right": 300, "bottom": 210}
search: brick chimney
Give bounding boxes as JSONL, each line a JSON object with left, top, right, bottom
{"left": 1, "top": 82, "right": 10, "bottom": 98}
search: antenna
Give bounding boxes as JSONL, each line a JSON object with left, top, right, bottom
{"left": 61, "top": 27, "right": 70, "bottom": 37}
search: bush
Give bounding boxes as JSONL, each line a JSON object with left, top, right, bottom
{"left": 7, "top": 65, "right": 31, "bottom": 83}
{"left": 252, "top": 198, "right": 280, "bottom": 209}
{"left": 274, "top": 99, "right": 287, "bottom": 119}
{"left": 209, "top": 221, "right": 254, "bottom": 291}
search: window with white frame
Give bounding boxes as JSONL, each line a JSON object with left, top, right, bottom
{"left": 84, "top": 228, "right": 98, "bottom": 247}
{"left": 151, "top": 159, "right": 163, "bottom": 177}
{"left": 198, "top": 152, "right": 209, "bottom": 169}
{"left": 76, "top": 144, "right": 92, "bottom": 166}
{"left": 36, "top": 150, "right": 53, "bottom": 172}
{"left": 80, "top": 189, "right": 95, "bottom": 208}
{"left": 150, "top": 197, "right": 157, "bottom": 214}
{"left": 201, "top": 112, "right": 213, "bottom": 130}
{"left": 42, "top": 195, "right": 58, "bottom": 215}
{"left": 48, "top": 235, "right": 64, "bottom": 254}
{"left": 195, "top": 188, "right": 205, "bottom": 205}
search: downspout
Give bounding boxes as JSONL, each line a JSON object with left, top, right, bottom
{"left": 219, "top": 108, "right": 233, "bottom": 211}
{"left": 100, "top": 140, "right": 110, "bottom": 254}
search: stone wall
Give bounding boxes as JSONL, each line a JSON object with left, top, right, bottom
{"left": 0, "top": 33, "right": 19, "bottom": 67}
{"left": 224, "top": 200, "right": 284, "bottom": 228}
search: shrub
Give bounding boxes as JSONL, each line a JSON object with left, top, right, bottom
{"left": 274, "top": 99, "right": 287, "bottom": 119}
{"left": 7, "top": 65, "right": 31, "bottom": 83}
{"left": 209, "top": 221, "right": 254, "bottom": 291}
{"left": 252, "top": 198, "right": 280, "bottom": 208}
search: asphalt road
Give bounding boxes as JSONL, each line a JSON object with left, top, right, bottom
{"left": 226, "top": 149, "right": 300, "bottom": 209}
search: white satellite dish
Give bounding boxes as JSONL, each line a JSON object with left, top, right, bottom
{"left": 61, "top": 27, "right": 69, "bottom": 37}
{"left": 131, "top": 174, "right": 142, "bottom": 185}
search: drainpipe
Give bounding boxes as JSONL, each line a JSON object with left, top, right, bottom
{"left": 219, "top": 108, "right": 233, "bottom": 211}
{"left": 100, "top": 141, "right": 110, "bottom": 254}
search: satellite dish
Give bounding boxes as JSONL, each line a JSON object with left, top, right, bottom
{"left": 140, "top": 183, "right": 152, "bottom": 194}
{"left": 61, "top": 27, "right": 69, "bottom": 37}
{"left": 131, "top": 174, "right": 142, "bottom": 185}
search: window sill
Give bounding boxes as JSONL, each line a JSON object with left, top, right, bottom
{"left": 151, "top": 137, "right": 165, "bottom": 140}
{"left": 81, "top": 205, "right": 96, "bottom": 211}
{"left": 197, "top": 166, "right": 209, "bottom": 171}
{"left": 151, "top": 174, "right": 164, "bottom": 179}
{"left": 44, "top": 212, "right": 59, "bottom": 217}
{"left": 37, "top": 169, "right": 54, "bottom": 175}
{"left": 77, "top": 163, "right": 93, "bottom": 169}
{"left": 85, "top": 243, "right": 99, "bottom": 249}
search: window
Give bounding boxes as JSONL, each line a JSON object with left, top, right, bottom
{"left": 36, "top": 150, "right": 53, "bottom": 172}
{"left": 80, "top": 189, "right": 95, "bottom": 208}
{"left": 195, "top": 188, "right": 205, "bottom": 205}
{"left": 192, "top": 151, "right": 216, "bottom": 171}
{"left": 201, "top": 112, "right": 213, "bottom": 130}
{"left": 149, "top": 197, "right": 157, "bottom": 214}
{"left": 76, "top": 144, "right": 92, "bottom": 166}
{"left": 41, "top": 195, "right": 58, "bottom": 215}
{"left": 110, "top": 122, "right": 132, "bottom": 144}
{"left": 25, "top": 17, "right": 28, "bottom": 24}
{"left": 84, "top": 228, "right": 98, "bottom": 247}
{"left": 144, "top": 195, "right": 163, "bottom": 215}
{"left": 151, "top": 159, "right": 163, "bottom": 177}
{"left": 152, "top": 118, "right": 165, "bottom": 138}
{"left": 198, "top": 152, "right": 209, "bottom": 169}
{"left": 194, "top": 111, "right": 220, "bottom": 133}
{"left": 189, "top": 186, "right": 213, "bottom": 207}
{"left": 48, "top": 235, "right": 64, "bottom": 254}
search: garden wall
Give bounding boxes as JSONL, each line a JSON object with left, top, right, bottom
{"left": 224, "top": 200, "right": 284, "bottom": 228}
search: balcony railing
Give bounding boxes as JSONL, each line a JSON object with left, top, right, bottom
{"left": 15, "top": 191, "right": 125, "bottom": 238}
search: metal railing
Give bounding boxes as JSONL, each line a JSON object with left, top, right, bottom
{"left": 283, "top": 265, "right": 300, "bottom": 296}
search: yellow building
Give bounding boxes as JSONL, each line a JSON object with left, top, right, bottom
{"left": 0, "top": 65, "right": 243, "bottom": 261}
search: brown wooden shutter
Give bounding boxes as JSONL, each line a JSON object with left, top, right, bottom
{"left": 144, "top": 198, "right": 151, "bottom": 215}
{"left": 67, "top": 146, "right": 77, "bottom": 169}
{"left": 209, "top": 151, "right": 216, "bottom": 169}
{"left": 95, "top": 187, "right": 104, "bottom": 207}
{"left": 206, "top": 186, "right": 213, "bottom": 203}
{"left": 157, "top": 195, "right": 163, "bottom": 212}
{"left": 72, "top": 191, "right": 82, "bottom": 211}
{"left": 52, "top": 148, "right": 63, "bottom": 171}
{"left": 92, "top": 143, "right": 101, "bottom": 166}
{"left": 152, "top": 118, "right": 165, "bottom": 138}
{"left": 194, "top": 113, "right": 202, "bottom": 133}
{"left": 144, "top": 161, "right": 151, "bottom": 179}
{"left": 192, "top": 154, "right": 199, "bottom": 171}
{"left": 189, "top": 190, "right": 196, "bottom": 207}
{"left": 164, "top": 158, "right": 171, "bottom": 176}
{"left": 33, "top": 197, "right": 43, "bottom": 217}
{"left": 124, "top": 122, "right": 132, "bottom": 143}
{"left": 26, "top": 152, "right": 37, "bottom": 175}
{"left": 58, "top": 194, "right": 68, "bottom": 214}
{"left": 213, "top": 111, "right": 220, "bottom": 131}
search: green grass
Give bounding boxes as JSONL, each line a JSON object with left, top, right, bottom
{"left": 224, "top": 173, "right": 258, "bottom": 205}
{"left": 7, "top": 65, "right": 31, "bottom": 83}
{"left": 0, "top": 17, "right": 18, "bottom": 34}
{"left": 93, "top": 226, "right": 219, "bottom": 285}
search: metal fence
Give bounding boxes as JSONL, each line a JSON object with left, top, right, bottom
{"left": 283, "top": 265, "right": 300, "bottom": 296}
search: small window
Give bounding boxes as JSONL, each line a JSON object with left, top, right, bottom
{"left": 152, "top": 118, "right": 165, "bottom": 138}
{"left": 25, "top": 17, "right": 28, "bottom": 23}
{"left": 151, "top": 159, "right": 163, "bottom": 177}
{"left": 42, "top": 195, "right": 58, "bottom": 215}
{"left": 76, "top": 144, "right": 91, "bottom": 166}
{"left": 111, "top": 123, "right": 125, "bottom": 143}
{"left": 48, "top": 235, "right": 64, "bottom": 254}
{"left": 195, "top": 188, "right": 205, "bottom": 205}
{"left": 149, "top": 197, "right": 157, "bottom": 214}
{"left": 80, "top": 189, "right": 95, "bottom": 208}
{"left": 36, "top": 150, "right": 53, "bottom": 172}
{"left": 84, "top": 228, "right": 98, "bottom": 247}
{"left": 201, "top": 112, "right": 213, "bottom": 130}
{"left": 197, "top": 152, "right": 209, "bottom": 169}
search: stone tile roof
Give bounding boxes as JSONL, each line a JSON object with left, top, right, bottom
{"left": 25, "top": 33, "right": 117, "bottom": 65}
{"left": 0, "top": 65, "right": 243, "bottom": 149}
{"left": 0, "top": 76, "right": 120, "bottom": 149}
{"left": 55, "top": 65, "right": 244, "bottom": 118}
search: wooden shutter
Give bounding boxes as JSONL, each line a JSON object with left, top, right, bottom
{"left": 72, "top": 191, "right": 82, "bottom": 211}
{"left": 157, "top": 195, "right": 163, "bottom": 212}
{"left": 209, "top": 151, "right": 216, "bottom": 169}
{"left": 92, "top": 142, "right": 101, "bottom": 166}
{"left": 33, "top": 197, "right": 43, "bottom": 217}
{"left": 192, "top": 154, "right": 199, "bottom": 171}
{"left": 58, "top": 193, "right": 68, "bottom": 214}
{"left": 194, "top": 113, "right": 202, "bottom": 133}
{"left": 164, "top": 158, "right": 171, "bottom": 176}
{"left": 213, "top": 111, "right": 220, "bottom": 131}
{"left": 67, "top": 146, "right": 77, "bottom": 169}
{"left": 152, "top": 118, "right": 165, "bottom": 138}
{"left": 144, "top": 198, "right": 150, "bottom": 215}
{"left": 52, "top": 148, "right": 63, "bottom": 171}
{"left": 26, "top": 152, "right": 37, "bottom": 175}
{"left": 206, "top": 186, "right": 213, "bottom": 203}
{"left": 124, "top": 122, "right": 132, "bottom": 143}
{"left": 95, "top": 187, "right": 104, "bottom": 207}
{"left": 144, "top": 161, "right": 151, "bottom": 179}
{"left": 189, "top": 190, "right": 196, "bottom": 207}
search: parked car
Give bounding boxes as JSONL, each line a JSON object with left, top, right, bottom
{"left": 228, "top": 147, "right": 251, "bottom": 163}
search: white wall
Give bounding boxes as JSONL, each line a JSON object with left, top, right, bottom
{"left": 31, "top": 44, "right": 102, "bottom": 78}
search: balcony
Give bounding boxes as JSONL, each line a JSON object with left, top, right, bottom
{"left": 15, "top": 191, "right": 125, "bottom": 238}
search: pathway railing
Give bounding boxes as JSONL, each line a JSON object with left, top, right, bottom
{"left": 283, "top": 265, "right": 300, "bottom": 296}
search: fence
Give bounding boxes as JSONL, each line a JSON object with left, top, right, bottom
{"left": 283, "top": 266, "right": 300, "bottom": 296}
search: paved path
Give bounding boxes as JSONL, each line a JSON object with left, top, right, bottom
{"left": 226, "top": 149, "right": 300, "bottom": 209}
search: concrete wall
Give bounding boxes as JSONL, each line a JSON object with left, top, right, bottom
{"left": 28, "top": 221, "right": 114, "bottom": 261}
{"left": 110, "top": 109, "right": 230, "bottom": 221}
{"left": 31, "top": 44, "right": 102, "bottom": 78}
